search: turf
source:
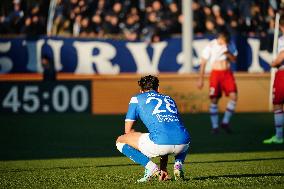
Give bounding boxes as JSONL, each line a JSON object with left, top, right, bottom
{"left": 0, "top": 113, "right": 283, "bottom": 188}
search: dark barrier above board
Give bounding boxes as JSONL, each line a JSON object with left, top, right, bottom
{"left": 0, "top": 81, "right": 91, "bottom": 114}
{"left": 0, "top": 36, "right": 272, "bottom": 74}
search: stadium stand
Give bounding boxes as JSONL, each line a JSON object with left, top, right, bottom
{"left": 0, "top": 0, "right": 283, "bottom": 44}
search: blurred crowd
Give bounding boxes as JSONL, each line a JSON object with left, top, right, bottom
{"left": 0, "top": 0, "right": 283, "bottom": 42}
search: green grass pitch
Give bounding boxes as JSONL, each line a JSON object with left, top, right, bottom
{"left": 0, "top": 113, "right": 283, "bottom": 188}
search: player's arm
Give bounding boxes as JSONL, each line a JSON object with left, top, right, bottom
{"left": 197, "top": 58, "right": 207, "bottom": 90}
{"left": 125, "top": 121, "right": 135, "bottom": 134}
{"left": 225, "top": 42, "right": 238, "bottom": 62}
{"left": 224, "top": 51, "right": 237, "bottom": 62}
{"left": 271, "top": 51, "right": 284, "bottom": 68}
{"left": 125, "top": 96, "right": 138, "bottom": 134}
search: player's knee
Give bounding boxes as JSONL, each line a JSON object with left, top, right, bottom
{"left": 231, "top": 96, "right": 237, "bottom": 102}
{"left": 116, "top": 135, "right": 126, "bottom": 144}
{"left": 273, "top": 104, "right": 283, "bottom": 111}
{"left": 229, "top": 93, "right": 238, "bottom": 101}
{"left": 116, "top": 136, "right": 122, "bottom": 143}
{"left": 210, "top": 98, "right": 218, "bottom": 104}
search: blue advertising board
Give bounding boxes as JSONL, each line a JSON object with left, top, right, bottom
{"left": 0, "top": 36, "right": 272, "bottom": 74}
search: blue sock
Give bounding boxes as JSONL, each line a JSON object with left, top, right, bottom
{"left": 116, "top": 143, "right": 150, "bottom": 167}
{"left": 175, "top": 148, "right": 189, "bottom": 163}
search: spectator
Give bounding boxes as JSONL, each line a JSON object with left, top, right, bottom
{"left": 0, "top": 0, "right": 24, "bottom": 34}
{"left": 102, "top": 12, "right": 120, "bottom": 35}
{"left": 72, "top": 15, "right": 81, "bottom": 36}
{"left": 91, "top": 13, "right": 103, "bottom": 37}
{"left": 57, "top": 20, "right": 72, "bottom": 36}
{"left": 204, "top": 18, "right": 217, "bottom": 35}
{"left": 212, "top": 5, "right": 225, "bottom": 31}
{"left": 79, "top": 17, "right": 95, "bottom": 37}
{"left": 192, "top": 0, "right": 205, "bottom": 35}
{"left": 21, "top": 3, "right": 45, "bottom": 37}
{"left": 41, "top": 54, "right": 57, "bottom": 82}
{"left": 120, "top": 13, "right": 140, "bottom": 41}
{"left": 164, "top": 2, "right": 181, "bottom": 34}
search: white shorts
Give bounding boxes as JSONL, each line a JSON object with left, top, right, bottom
{"left": 138, "top": 133, "right": 189, "bottom": 158}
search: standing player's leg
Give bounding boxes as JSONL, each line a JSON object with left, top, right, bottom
{"left": 221, "top": 71, "right": 238, "bottom": 133}
{"left": 264, "top": 70, "right": 284, "bottom": 144}
{"left": 221, "top": 92, "right": 237, "bottom": 133}
{"left": 209, "top": 97, "right": 220, "bottom": 134}
{"left": 274, "top": 104, "right": 283, "bottom": 141}
{"left": 116, "top": 133, "right": 160, "bottom": 181}
{"left": 209, "top": 71, "right": 221, "bottom": 134}
{"left": 263, "top": 104, "right": 284, "bottom": 144}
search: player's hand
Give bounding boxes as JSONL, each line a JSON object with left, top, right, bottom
{"left": 125, "top": 129, "right": 135, "bottom": 134}
{"left": 129, "top": 129, "right": 135, "bottom": 133}
{"left": 159, "top": 170, "right": 171, "bottom": 181}
{"left": 197, "top": 79, "right": 204, "bottom": 90}
{"left": 271, "top": 60, "right": 281, "bottom": 68}
{"left": 224, "top": 51, "right": 230, "bottom": 56}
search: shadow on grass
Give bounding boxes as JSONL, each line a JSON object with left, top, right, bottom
{"left": 2, "top": 157, "right": 283, "bottom": 173}
{"left": 193, "top": 173, "right": 284, "bottom": 180}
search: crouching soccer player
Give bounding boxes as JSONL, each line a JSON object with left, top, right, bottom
{"left": 263, "top": 15, "right": 284, "bottom": 144}
{"left": 116, "top": 75, "right": 190, "bottom": 182}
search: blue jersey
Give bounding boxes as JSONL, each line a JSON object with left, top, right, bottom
{"left": 125, "top": 90, "right": 190, "bottom": 145}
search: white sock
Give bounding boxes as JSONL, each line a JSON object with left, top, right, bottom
{"left": 174, "top": 160, "right": 183, "bottom": 170}
{"left": 116, "top": 142, "right": 125, "bottom": 153}
{"left": 210, "top": 103, "right": 219, "bottom": 129}
{"left": 274, "top": 109, "right": 284, "bottom": 139}
{"left": 222, "top": 100, "right": 236, "bottom": 124}
{"left": 145, "top": 161, "right": 157, "bottom": 172}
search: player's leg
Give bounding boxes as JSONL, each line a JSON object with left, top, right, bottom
{"left": 116, "top": 133, "right": 159, "bottom": 181}
{"left": 116, "top": 132, "right": 142, "bottom": 149}
{"left": 160, "top": 155, "right": 168, "bottom": 171}
{"left": 221, "top": 92, "right": 237, "bottom": 133}
{"left": 221, "top": 71, "right": 238, "bottom": 133}
{"left": 159, "top": 155, "right": 171, "bottom": 181}
{"left": 173, "top": 144, "right": 189, "bottom": 180}
{"left": 273, "top": 104, "right": 283, "bottom": 141}
{"left": 263, "top": 104, "right": 284, "bottom": 144}
{"left": 209, "top": 97, "right": 220, "bottom": 134}
{"left": 209, "top": 71, "right": 221, "bottom": 134}
{"left": 263, "top": 70, "right": 284, "bottom": 144}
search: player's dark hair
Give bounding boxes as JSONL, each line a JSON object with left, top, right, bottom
{"left": 218, "top": 30, "right": 231, "bottom": 43}
{"left": 138, "top": 75, "right": 159, "bottom": 92}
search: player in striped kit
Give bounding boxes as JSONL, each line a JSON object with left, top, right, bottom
{"left": 197, "top": 31, "right": 238, "bottom": 134}
{"left": 263, "top": 15, "right": 284, "bottom": 144}
{"left": 116, "top": 75, "right": 190, "bottom": 182}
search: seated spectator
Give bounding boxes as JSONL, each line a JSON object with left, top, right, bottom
{"left": 0, "top": 0, "right": 24, "bottom": 34}
{"left": 204, "top": 18, "right": 217, "bottom": 35}
{"left": 102, "top": 13, "right": 120, "bottom": 35}
{"left": 212, "top": 5, "right": 225, "bottom": 31}
{"left": 57, "top": 20, "right": 72, "bottom": 36}
{"left": 72, "top": 15, "right": 81, "bottom": 36}
{"left": 120, "top": 13, "right": 140, "bottom": 41}
{"left": 192, "top": 0, "right": 205, "bottom": 35}
{"left": 79, "top": 17, "right": 95, "bottom": 37}
{"left": 91, "top": 13, "right": 103, "bottom": 37}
